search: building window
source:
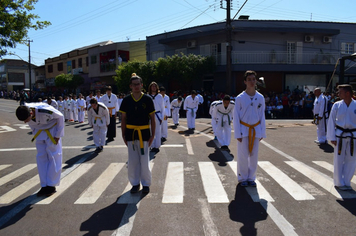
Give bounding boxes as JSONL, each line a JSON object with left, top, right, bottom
{"left": 78, "top": 58, "right": 82, "bottom": 68}
{"left": 72, "top": 60, "right": 76, "bottom": 69}
{"left": 48, "top": 65, "right": 53, "bottom": 73}
{"left": 57, "top": 62, "right": 63, "bottom": 71}
{"left": 91, "top": 55, "right": 97, "bottom": 64}
{"left": 86, "top": 57, "right": 89, "bottom": 66}
{"left": 341, "top": 43, "right": 355, "bottom": 54}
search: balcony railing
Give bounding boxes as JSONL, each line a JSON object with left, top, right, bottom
{"left": 213, "top": 51, "right": 340, "bottom": 65}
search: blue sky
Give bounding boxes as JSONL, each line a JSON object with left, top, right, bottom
{"left": 4, "top": 0, "right": 356, "bottom": 66}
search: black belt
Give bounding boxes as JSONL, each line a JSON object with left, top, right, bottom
{"left": 335, "top": 125, "right": 356, "bottom": 156}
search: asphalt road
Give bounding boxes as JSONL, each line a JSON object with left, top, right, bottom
{"left": 0, "top": 98, "right": 355, "bottom": 236}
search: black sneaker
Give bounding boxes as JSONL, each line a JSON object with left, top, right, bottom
{"left": 37, "top": 187, "right": 47, "bottom": 197}
{"left": 142, "top": 186, "right": 150, "bottom": 194}
{"left": 94, "top": 147, "right": 102, "bottom": 153}
{"left": 45, "top": 186, "right": 56, "bottom": 196}
{"left": 130, "top": 185, "right": 140, "bottom": 193}
{"left": 161, "top": 137, "right": 167, "bottom": 143}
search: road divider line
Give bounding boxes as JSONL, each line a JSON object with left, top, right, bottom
{"left": 0, "top": 164, "right": 37, "bottom": 187}
{"left": 0, "top": 175, "right": 39, "bottom": 204}
{"left": 0, "top": 164, "right": 11, "bottom": 171}
{"left": 313, "top": 161, "right": 356, "bottom": 185}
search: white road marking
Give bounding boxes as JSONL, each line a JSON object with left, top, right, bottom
{"left": 313, "top": 161, "right": 356, "bottom": 185}
{"left": 0, "top": 126, "right": 16, "bottom": 134}
{"left": 286, "top": 161, "right": 356, "bottom": 199}
{"left": 198, "top": 198, "right": 220, "bottom": 236}
{"left": 0, "top": 164, "right": 37, "bottom": 187}
{"left": 260, "top": 140, "right": 298, "bottom": 162}
{"left": 0, "top": 164, "right": 11, "bottom": 171}
{"left": 258, "top": 161, "right": 314, "bottom": 200}
{"left": 185, "top": 137, "right": 194, "bottom": 155}
{"left": 227, "top": 161, "right": 274, "bottom": 202}
{"left": 0, "top": 144, "right": 183, "bottom": 152}
{"left": 162, "top": 162, "right": 184, "bottom": 203}
{"left": 75, "top": 163, "right": 124, "bottom": 204}
{"left": 36, "top": 163, "right": 95, "bottom": 204}
{"left": 13, "top": 124, "right": 30, "bottom": 129}
{"left": 0, "top": 175, "right": 39, "bottom": 204}
{"left": 198, "top": 162, "right": 229, "bottom": 203}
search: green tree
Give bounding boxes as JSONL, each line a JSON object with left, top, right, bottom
{"left": 0, "top": 0, "right": 51, "bottom": 57}
{"left": 68, "top": 74, "right": 84, "bottom": 92}
{"left": 54, "top": 73, "right": 71, "bottom": 88}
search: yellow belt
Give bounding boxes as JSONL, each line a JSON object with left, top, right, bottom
{"left": 31, "top": 123, "right": 57, "bottom": 145}
{"left": 79, "top": 105, "right": 84, "bottom": 111}
{"left": 94, "top": 117, "right": 103, "bottom": 124}
{"left": 240, "top": 121, "right": 261, "bottom": 153}
{"left": 126, "top": 124, "right": 150, "bottom": 155}
{"left": 108, "top": 107, "right": 115, "bottom": 117}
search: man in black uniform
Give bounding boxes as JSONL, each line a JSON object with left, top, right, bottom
{"left": 119, "top": 73, "right": 156, "bottom": 194}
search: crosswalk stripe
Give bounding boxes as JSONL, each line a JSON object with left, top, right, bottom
{"left": 74, "top": 163, "right": 124, "bottom": 204}
{"left": 286, "top": 161, "right": 356, "bottom": 199}
{"left": 162, "top": 162, "right": 184, "bottom": 203}
{"left": 198, "top": 162, "right": 229, "bottom": 203}
{"left": 227, "top": 161, "right": 275, "bottom": 202}
{"left": 259, "top": 161, "right": 315, "bottom": 200}
{"left": 0, "top": 175, "right": 39, "bottom": 204}
{"left": 313, "top": 161, "right": 356, "bottom": 185}
{"left": 0, "top": 164, "right": 11, "bottom": 171}
{"left": 0, "top": 164, "right": 37, "bottom": 187}
{"left": 36, "top": 163, "right": 95, "bottom": 204}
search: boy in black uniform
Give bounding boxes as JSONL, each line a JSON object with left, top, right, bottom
{"left": 119, "top": 74, "right": 156, "bottom": 194}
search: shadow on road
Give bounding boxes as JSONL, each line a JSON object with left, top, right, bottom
{"left": 228, "top": 184, "right": 268, "bottom": 236}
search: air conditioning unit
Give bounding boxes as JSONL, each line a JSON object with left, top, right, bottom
{"left": 304, "top": 35, "right": 314, "bottom": 43}
{"left": 187, "top": 40, "right": 196, "bottom": 48}
{"left": 323, "top": 36, "right": 332, "bottom": 43}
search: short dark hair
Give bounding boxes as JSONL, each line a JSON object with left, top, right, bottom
{"left": 178, "top": 96, "right": 183, "bottom": 101}
{"left": 90, "top": 98, "right": 98, "bottom": 104}
{"left": 160, "top": 86, "right": 166, "bottom": 92}
{"left": 338, "top": 84, "right": 353, "bottom": 95}
{"left": 130, "top": 75, "right": 143, "bottom": 85}
{"left": 223, "top": 95, "right": 231, "bottom": 101}
{"left": 191, "top": 90, "right": 197, "bottom": 95}
{"left": 16, "top": 106, "right": 31, "bottom": 121}
{"left": 244, "top": 70, "right": 257, "bottom": 80}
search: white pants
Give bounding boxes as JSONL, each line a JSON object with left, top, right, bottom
{"left": 216, "top": 123, "right": 231, "bottom": 146}
{"left": 78, "top": 110, "right": 85, "bottom": 122}
{"left": 172, "top": 109, "right": 180, "bottom": 125}
{"left": 237, "top": 137, "right": 260, "bottom": 182}
{"left": 161, "top": 117, "right": 168, "bottom": 138}
{"left": 211, "top": 118, "right": 218, "bottom": 135}
{"left": 151, "top": 115, "right": 161, "bottom": 149}
{"left": 36, "top": 138, "right": 62, "bottom": 187}
{"left": 72, "top": 109, "right": 78, "bottom": 121}
{"left": 67, "top": 109, "right": 73, "bottom": 121}
{"left": 333, "top": 138, "right": 356, "bottom": 187}
{"left": 186, "top": 109, "right": 196, "bottom": 129}
{"left": 127, "top": 140, "right": 151, "bottom": 186}
{"left": 316, "top": 118, "right": 327, "bottom": 142}
{"left": 93, "top": 125, "right": 107, "bottom": 147}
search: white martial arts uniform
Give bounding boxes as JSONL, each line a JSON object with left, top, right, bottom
{"left": 327, "top": 99, "right": 356, "bottom": 187}
{"left": 149, "top": 93, "right": 165, "bottom": 149}
{"left": 171, "top": 98, "right": 183, "bottom": 125}
{"left": 95, "top": 95, "right": 102, "bottom": 102}
{"left": 45, "top": 100, "right": 58, "bottom": 110}
{"left": 87, "top": 102, "right": 110, "bottom": 148}
{"left": 313, "top": 94, "right": 328, "bottom": 143}
{"left": 77, "top": 98, "right": 86, "bottom": 123}
{"left": 161, "top": 94, "right": 171, "bottom": 139}
{"left": 67, "top": 99, "right": 73, "bottom": 121}
{"left": 57, "top": 100, "right": 65, "bottom": 115}
{"left": 209, "top": 100, "right": 220, "bottom": 137}
{"left": 234, "top": 91, "right": 266, "bottom": 182}
{"left": 183, "top": 95, "right": 199, "bottom": 129}
{"left": 101, "top": 93, "right": 119, "bottom": 139}
{"left": 213, "top": 101, "right": 235, "bottom": 147}
{"left": 25, "top": 102, "right": 64, "bottom": 187}
{"left": 71, "top": 99, "right": 79, "bottom": 122}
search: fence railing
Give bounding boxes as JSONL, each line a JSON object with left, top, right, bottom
{"left": 213, "top": 51, "right": 340, "bottom": 65}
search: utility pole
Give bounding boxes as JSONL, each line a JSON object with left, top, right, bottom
{"left": 225, "top": 0, "right": 232, "bottom": 95}
{"left": 28, "top": 39, "right": 33, "bottom": 101}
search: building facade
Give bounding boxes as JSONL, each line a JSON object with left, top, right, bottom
{"left": 0, "top": 59, "right": 37, "bottom": 92}
{"left": 146, "top": 20, "right": 356, "bottom": 95}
